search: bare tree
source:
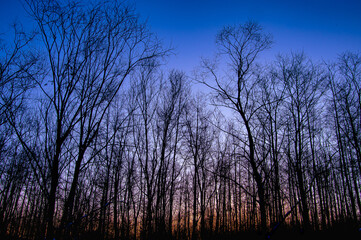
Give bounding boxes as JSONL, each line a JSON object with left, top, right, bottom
{"left": 133, "top": 61, "right": 161, "bottom": 238}
{"left": 278, "top": 52, "right": 326, "bottom": 231}
{"left": 0, "top": 23, "right": 37, "bottom": 125}
{"left": 4, "top": 0, "right": 169, "bottom": 239}
{"left": 338, "top": 52, "right": 361, "bottom": 176}
{"left": 154, "top": 70, "right": 187, "bottom": 237}
{"left": 183, "top": 96, "right": 214, "bottom": 240}
{"left": 201, "top": 21, "right": 273, "bottom": 232}
{"left": 0, "top": 22, "right": 39, "bottom": 238}
{"left": 328, "top": 52, "right": 361, "bottom": 223}
{"left": 255, "top": 68, "right": 286, "bottom": 225}
{"left": 2, "top": 3, "right": 361, "bottom": 236}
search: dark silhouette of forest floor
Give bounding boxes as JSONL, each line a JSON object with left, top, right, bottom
{"left": 202, "top": 225, "right": 361, "bottom": 240}
{"left": 2, "top": 222, "right": 361, "bottom": 240}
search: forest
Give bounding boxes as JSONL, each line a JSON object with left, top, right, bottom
{"left": 0, "top": 0, "right": 360, "bottom": 239}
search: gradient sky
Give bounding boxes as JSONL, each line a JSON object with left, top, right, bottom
{"left": 1, "top": 0, "right": 361, "bottom": 74}
{"left": 134, "top": 0, "right": 361, "bottom": 72}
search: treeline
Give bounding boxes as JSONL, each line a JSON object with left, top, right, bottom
{"left": 0, "top": 0, "right": 360, "bottom": 239}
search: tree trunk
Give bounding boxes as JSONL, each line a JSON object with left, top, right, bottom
{"left": 245, "top": 118, "right": 267, "bottom": 233}
{"left": 46, "top": 148, "right": 60, "bottom": 239}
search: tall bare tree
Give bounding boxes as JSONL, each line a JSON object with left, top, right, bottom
{"left": 278, "top": 52, "right": 326, "bottom": 231}
{"left": 201, "top": 21, "right": 273, "bottom": 232}
{"left": 183, "top": 97, "right": 213, "bottom": 240}
{"left": 154, "top": 70, "right": 187, "bottom": 237}
{"left": 5, "top": 0, "right": 168, "bottom": 238}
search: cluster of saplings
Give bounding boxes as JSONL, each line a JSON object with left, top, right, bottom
{"left": 0, "top": 0, "right": 360, "bottom": 239}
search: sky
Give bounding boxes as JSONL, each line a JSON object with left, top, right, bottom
{"left": 134, "top": 0, "right": 361, "bottom": 72}
{"left": 1, "top": 0, "right": 361, "bottom": 74}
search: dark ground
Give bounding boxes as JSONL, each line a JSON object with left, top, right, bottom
{"left": 2, "top": 223, "right": 361, "bottom": 240}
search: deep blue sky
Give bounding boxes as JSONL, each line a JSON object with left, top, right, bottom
{"left": 1, "top": 0, "right": 361, "bottom": 73}
{"left": 134, "top": 0, "right": 361, "bottom": 72}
